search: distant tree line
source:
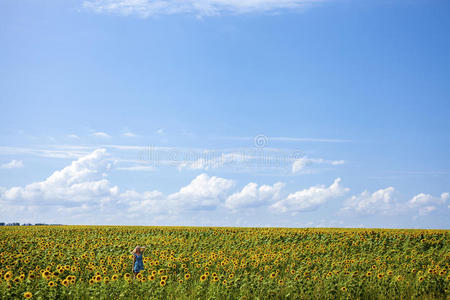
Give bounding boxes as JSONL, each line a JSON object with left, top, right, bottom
{"left": 0, "top": 222, "right": 62, "bottom": 226}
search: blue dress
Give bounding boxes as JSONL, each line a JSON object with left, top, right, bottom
{"left": 133, "top": 253, "right": 144, "bottom": 273}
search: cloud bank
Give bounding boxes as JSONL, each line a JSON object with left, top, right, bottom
{"left": 1, "top": 149, "right": 448, "bottom": 226}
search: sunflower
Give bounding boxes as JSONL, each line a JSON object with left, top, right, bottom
{"left": 418, "top": 276, "right": 424, "bottom": 282}
{"left": 4, "top": 271, "right": 12, "bottom": 281}
{"left": 23, "top": 292, "right": 32, "bottom": 299}
{"left": 341, "top": 287, "right": 347, "bottom": 292}
{"left": 278, "top": 279, "right": 284, "bottom": 286}
{"left": 270, "top": 272, "right": 276, "bottom": 279}
{"left": 148, "top": 275, "right": 155, "bottom": 281}
{"left": 366, "top": 271, "right": 372, "bottom": 276}
{"left": 200, "top": 274, "right": 207, "bottom": 282}
{"left": 48, "top": 281, "right": 56, "bottom": 287}
{"left": 62, "top": 279, "right": 69, "bottom": 287}
{"left": 184, "top": 273, "right": 190, "bottom": 280}
{"left": 178, "top": 279, "right": 183, "bottom": 284}
{"left": 124, "top": 273, "right": 131, "bottom": 280}
{"left": 111, "top": 274, "right": 118, "bottom": 281}
{"left": 377, "top": 273, "right": 384, "bottom": 279}
{"left": 160, "top": 280, "right": 166, "bottom": 287}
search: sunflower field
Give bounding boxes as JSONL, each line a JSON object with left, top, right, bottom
{"left": 0, "top": 226, "right": 448, "bottom": 299}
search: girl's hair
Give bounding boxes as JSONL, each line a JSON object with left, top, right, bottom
{"left": 131, "top": 246, "right": 140, "bottom": 254}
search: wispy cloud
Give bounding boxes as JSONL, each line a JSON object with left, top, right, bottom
{"left": 220, "top": 135, "right": 352, "bottom": 144}
{"left": 1, "top": 160, "right": 24, "bottom": 169}
{"left": 121, "top": 132, "right": 139, "bottom": 138}
{"left": 0, "top": 146, "right": 88, "bottom": 159}
{"left": 156, "top": 129, "right": 164, "bottom": 135}
{"left": 177, "top": 152, "right": 249, "bottom": 171}
{"left": 116, "top": 165, "right": 155, "bottom": 171}
{"left": 291, "top": 156, "right": 345, "bottom": 173}
{"left": 82, "top": 0, "right": 324, "bottom": 17}
{"left": 271, "top": 137, "right": 352, "bottom": 143}
{"left": 92, "top": 132, "right": 111, "bottom": 138}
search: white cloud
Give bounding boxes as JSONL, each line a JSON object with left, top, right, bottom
{"left": 0, "top": 149, "right": 118, "bottom": 204}
{"left": 408, "top": 192, "right": 448, "bottom": 216}
{"left": 2, "top": 147, "right": 446, "bottom": 226}
{"left": 1, "top": 160, "right": 24, "bottom": 169}
{"left": 271, "top": 178, "right": 348, "bottom": 213}
{"left": 82, "top": 0, "right": 323, "bottom": 17}
{"left": 177, "top": 153, "right": 248, "bottom": 171}
{"left": 409, "top": 193, "right": 435, "bottom": 206}
{"left": 67, "top": 134, "right": 80, "bottom": 139}
{"left": 340, "top": 187, "right": 398, "bottom": 216}
{"left": 292, "top": 156, "right": 344, "bottom": 173}
{"left": 122, "top": 132, "right": 139, "bottom": 138}
{"left": 340, "top": 189, "right": 450, "bottom": 217}
{"left": 92, "top": 132, "right": 111, "bottom": 138}
{"left": 225, "top": 182, "right": 284, "bottom": 209}
{"left": 168, "top": 173, "right": 235, "bottom": 210}
{"left": 120, "top": 189, "right": 165, "bottom": 214}
{"left": 418, "top": 206, "right": 436, "bottom": 216}
{"left": 117, "top": 165, "right": 155, "bottom": 171}
{"left": 0, "top": 146, "right": 91, "bottom": 159}
{"left": 442, "top": 192, "right": 449, "bottom": 201}
{"left": 156, "top": 129, "right": 164, "bottom": 135}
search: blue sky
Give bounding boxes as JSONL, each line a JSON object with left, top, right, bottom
{"left": 0, "top": 0, "right": 449, "bottom": 228}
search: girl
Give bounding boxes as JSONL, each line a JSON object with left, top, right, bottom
{"left": 131, "top": 246, "right": 146, "bottom": 277}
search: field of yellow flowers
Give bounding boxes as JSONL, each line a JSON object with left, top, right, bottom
{"left": 0, "top": 226, "right": 448, "bottom": 299}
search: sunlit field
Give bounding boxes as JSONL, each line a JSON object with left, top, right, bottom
{"left": 0, "top": 226, "right": 448, "bottom": 299}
